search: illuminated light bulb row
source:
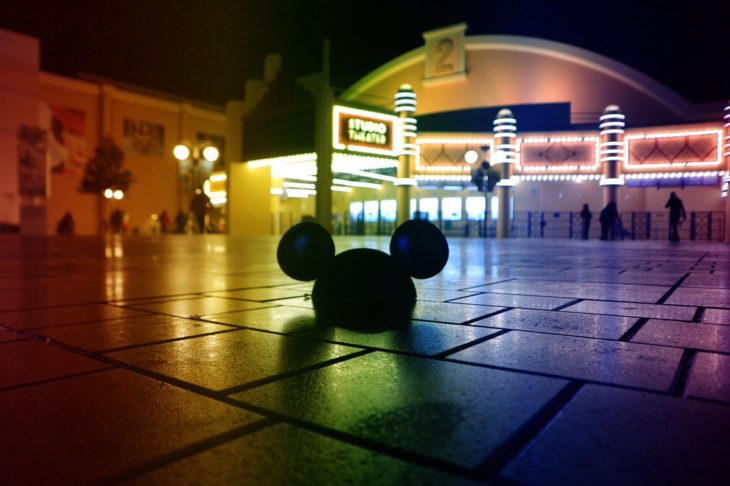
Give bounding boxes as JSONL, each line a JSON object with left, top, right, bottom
{"left": 415, "top": 165, "right": 472, "bottom": 173}
{"left": 520, "top": 136, "right": 595, "bottom": 144}
{"left": 417, "top": 138, "right": 493, "bottom": 145}
{"left": 624, "top": 171, "right": 724, "bottom": 179}
{"left": 520, "top": 174, "right": 602, "bottom": 182}
{"left": 625, "top": 129, "right": 721, "bottom": 141}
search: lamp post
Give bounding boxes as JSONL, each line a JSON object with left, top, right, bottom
{"left": 173, "top": 141, "right": 220, "bottom": 233}
{"left": 103, "top": 187, "right": 124, "bottom": 233}
{"left": 173, "top": 141, "right": 220, "bottom": 192}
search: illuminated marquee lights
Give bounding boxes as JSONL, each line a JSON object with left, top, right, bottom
{"left": 517, "top": 136, "right": 600, "bottom": 173}
{"left": 624, "top": 129, "right": 722, "bottom": 169}
{"left": 623, "top": 171, "right": 725, "bottom": 179}
{"left": 519, "top": 174, "right": 603, "bottom": 182}
{"left": 415, "top": 138, "right": 494, "bottom": 173}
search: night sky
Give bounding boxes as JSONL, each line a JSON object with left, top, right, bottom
{"left": 0, "top": 0, "right": 726, "bottom": 107}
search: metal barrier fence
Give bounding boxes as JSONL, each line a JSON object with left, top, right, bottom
{"left": 273, "top": 211, "right": 726, "bottom": 241}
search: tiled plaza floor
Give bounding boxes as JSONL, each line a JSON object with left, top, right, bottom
{"left": 1, "top": 234, "right": 729, "bottom": 484}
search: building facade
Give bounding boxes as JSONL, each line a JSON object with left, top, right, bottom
{"left": 1, "top": 28, "right": 227, "bottom": 235}
{"left": 229, "top": 25, "right": 729, "bottom": 242}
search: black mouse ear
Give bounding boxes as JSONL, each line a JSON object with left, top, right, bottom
{"left": 390, "top": 220, "right": 449, "bottom": 279}
{"left": 277, "top": 222, "right": 334, "bottom": 281}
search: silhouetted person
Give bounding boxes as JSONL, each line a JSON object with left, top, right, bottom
{"left": 159, "top": 210, "right": 171, "bottom": 233}
{"left": 580, "top": 204, "right": 592, "bottom": 240}
{"left": 189, "top": 189, "right": 210, "bottom": 234}
{"left": 174, "top": 210, "right": 187, "bottom": 234}
{"left": 599, "top": 202, "right": 619, "bottom": 240}
{"left": 665, "top": 192, "right": 686, "bottom": 242}
{"left": 56, "top": 211, "right": 74, "bottom": 235}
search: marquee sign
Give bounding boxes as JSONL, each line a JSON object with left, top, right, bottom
{"left": 333, "top": 105, "right": 400, "bottom": 157}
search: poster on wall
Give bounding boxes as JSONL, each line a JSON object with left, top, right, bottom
{"left": 123, "top": 118, "right": 165, "bottom": 156}
{"left": 40, "top": 102, "right": 87, "bottom": 175}
{"left": 17, "top": 125, "right": 47, "bottom": 198}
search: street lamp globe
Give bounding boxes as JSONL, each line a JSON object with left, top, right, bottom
{"left": 113, "top": 190, "right": 124, "bottom": 200}
{"left": 173, "top": 144, "right": 191, "bottom": 161}
{"left": 104, "top": 188, "right": 114, "bottom": 199}
{"left": 202, "top": 146, "right": 219, "bottom": 162}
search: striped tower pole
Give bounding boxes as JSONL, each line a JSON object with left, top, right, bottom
{"left": 395, "top": 84, "right": 417, "bottom": 226}
{"left": 598, "top": 105, "right": 626, "bottom": 206}
{"left": 722, "top": 101, "right": 730, "bottom": 243}
{"left": 493, "top": 108, "right": 517, "bottom": 239}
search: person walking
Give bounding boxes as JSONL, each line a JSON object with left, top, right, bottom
{"left": 580, "top": 204, "right": 592, "bottom": 240}
{"left": 189, "top": 189, "right": 211, "bottom": 234}
{"left": 665, "top": 192, "right": 686, "bottom": 242}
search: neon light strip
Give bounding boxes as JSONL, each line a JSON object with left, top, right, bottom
{"left": 334, "top": 169, "right": 397, "bottom": 182}
{"left": 247, "top": 152, "right": 317, "bottom": 168}
{"left": 332, "top": 178, "right": 382, "bottom": 189}
{"left": 283, "top": 181, "right": 315, "bottom": 189}
{"left": 395, "top": 92, "right": 417, "bottom": 99}
{"left": 599, "top": 114, "right": 625, "bottom": 121}
{"left": 600, "top": 129, "right": 625, "bottom": 135}
{"left": 494, "top": 118, "right": 517, "bottom": 124}
{"left": 394, "top": 178, "right": 417, "bottom": 186}
{"left": 331, "top": 186, "right": 353, "bottom": 192}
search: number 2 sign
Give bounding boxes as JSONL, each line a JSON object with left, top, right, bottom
{"left": 423, "top": 23, "right": 467, "bottom": 83}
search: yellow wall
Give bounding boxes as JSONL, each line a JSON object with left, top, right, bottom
{"left": 228, "top": 164, "right": 272, "bottom": 235}
{"left": 0, "top": 29, "right": 39, "bottom": 228}
{"left": 39, "top": 74, "right": 101, "bottom": 234}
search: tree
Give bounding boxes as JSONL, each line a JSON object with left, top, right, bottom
{"left": 78, "top": 138, "right": 134, "bottom": 234}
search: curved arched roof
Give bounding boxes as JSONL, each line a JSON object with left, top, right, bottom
{"left": 342, "top": 35, "right": 695, "bottom": 121}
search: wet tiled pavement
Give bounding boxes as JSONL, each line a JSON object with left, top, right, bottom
{"left": 1, "top": 235, "right": 729, "bottom": 484}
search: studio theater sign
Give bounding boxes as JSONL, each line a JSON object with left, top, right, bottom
{"left": 333, "top": 105, "right": 400, "bottom": 157}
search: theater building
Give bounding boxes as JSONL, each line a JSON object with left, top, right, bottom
{"left": 229, "top": 24, "right": 729, "bottom": 242}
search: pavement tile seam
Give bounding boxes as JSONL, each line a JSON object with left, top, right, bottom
{"left": 0, "top": 366, "right": 116, "bottom": 394}
{"left": 668, "top": 350, "right": 697, "bottom": 397}
{"left": 107, "top": 419, "right": 278, "bottom": 484}
{"left": 440, "top": 355, "right": 686, "bottom": 396}
{"left": 223, "top": 395, "right": 480, "bottom": 481}
{"left": 217, "top": 349, "right": 374, "bottom": 396}
{"left": 654, "top": 272, "right": 690, "bottom": 304}
{"left": 618, "top": 317, "right": 650, "bottom": 341}
{"left": 474, "top": 381, "right": 585, "bottom": 479}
